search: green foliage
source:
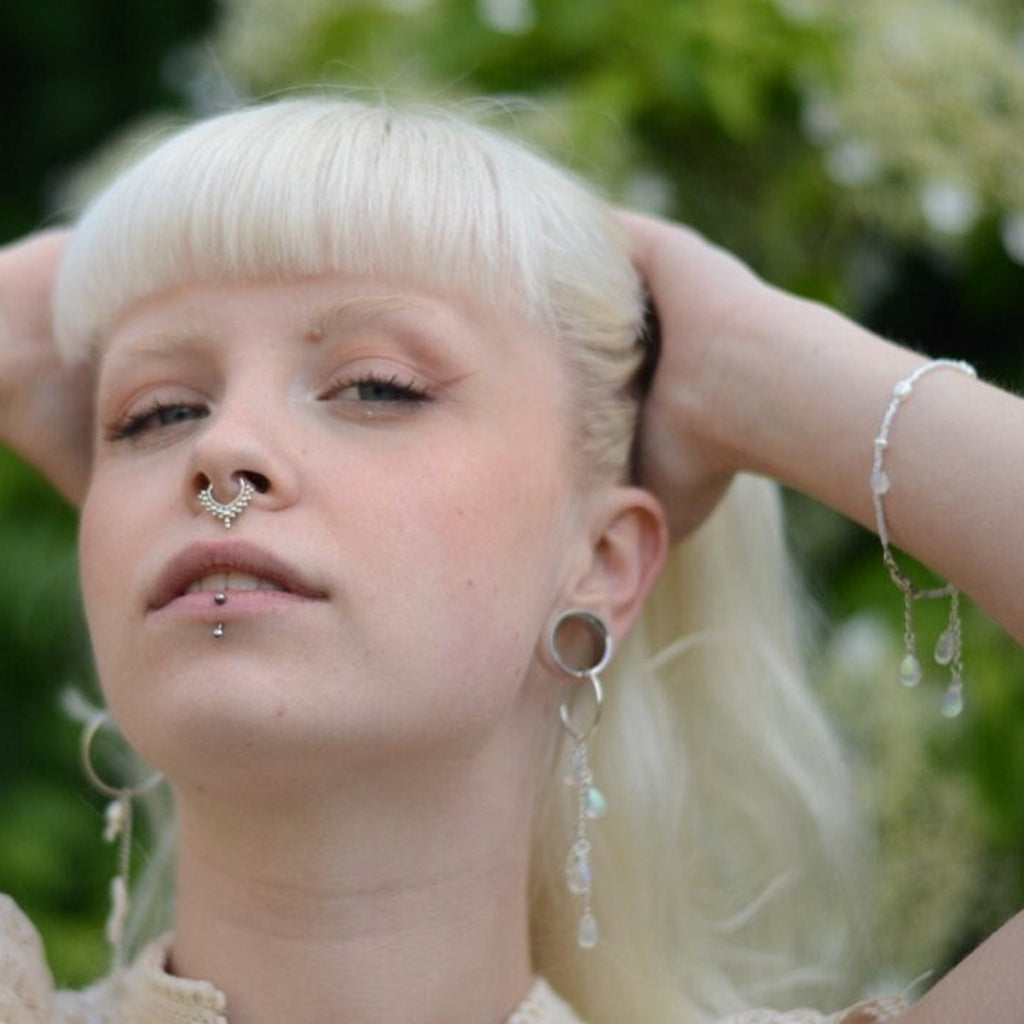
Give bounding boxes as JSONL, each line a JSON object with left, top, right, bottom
{"left": 0, "top": 450, "right": 110, "bottom": 985}
{"left": 0, "top": 0, "right": 216, "bottom": 241}
{"left": 218, "top": 0, "right": 846, "bottom": 292}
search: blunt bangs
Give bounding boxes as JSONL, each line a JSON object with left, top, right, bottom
{"left": 55, "top": 98, "right": 637, "bottom": 363}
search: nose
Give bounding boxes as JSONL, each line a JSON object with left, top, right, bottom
{"left": 186, "top": 398, "right": 298, "bottom": 526}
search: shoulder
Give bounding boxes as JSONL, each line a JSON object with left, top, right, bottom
{"left": 716, "top": 996, "right": 908, "bottom": 1024}
{"left": 0, "top": 893, "right": 54, "bottom": 1023}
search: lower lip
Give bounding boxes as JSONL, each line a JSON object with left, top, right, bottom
{"left": 151, "top": 589, "right": 321, "bottom": 621}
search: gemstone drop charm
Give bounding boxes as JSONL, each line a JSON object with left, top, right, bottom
{"left": 933, "top": 630, "right": 954, "bottom": 666}
{"left": 898, "top": 653, "right": 922, "bottom": 687}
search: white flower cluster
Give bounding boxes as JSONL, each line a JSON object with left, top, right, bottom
{"left": 803, "top": 0, "right": 1024, "bottom": 260}
{"left": 208, "top": 0, "right": 1024, "bottom": 265}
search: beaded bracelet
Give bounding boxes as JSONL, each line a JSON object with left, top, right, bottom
{"left": 870, "top": 359, "right": 977, "bottom": 717}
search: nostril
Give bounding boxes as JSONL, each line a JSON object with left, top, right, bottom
{"left": 242, "top": 471, "right": 270, "bottom": 494}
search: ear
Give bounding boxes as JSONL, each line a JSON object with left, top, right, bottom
{"left": 565, "top": 485, "right": 669, "bottom": 642}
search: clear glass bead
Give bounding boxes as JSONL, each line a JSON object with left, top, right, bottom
{"left": 566, "top": 853, "right": 591, "bottom": 895}
{"left": 577, "top": 911, "right": 599, "bottom": 949}
{"left": 898, "top": 653, "right": 922, "bottom": 687}
{"left": 870, "top": 470, "right": 891, "bottom": 496}
{"left": 941, "top": 683, "right": 964, "bottom": 719}
{"left": 585, "top": 786, "right": 608, "bottom": 820}
{"left": 933, "top": 630, "right": 954, "bottom": 666}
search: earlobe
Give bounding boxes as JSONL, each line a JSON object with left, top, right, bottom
{"left": 567, "top": 486, "right": 669, "bottom": 641}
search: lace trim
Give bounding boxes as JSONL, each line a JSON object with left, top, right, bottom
{"left": 506, "top": 978, "right": 587, "bottom": 1023}
{"left": 114, "top": 936, "right": 228, "bottom": 1024}
{"left": 719, "top": 994, "right": 908, "bottom": 1023}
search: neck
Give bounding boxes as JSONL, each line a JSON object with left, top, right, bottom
{"left": 168, "top": 750, "right": 539, "bottom": 1024}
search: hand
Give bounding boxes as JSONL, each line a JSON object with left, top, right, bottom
{"left": 619, "top": 211, "right": 774, "bottom": 541}
{"left": 0, "top": 230, "right": 93, "bottom": 506}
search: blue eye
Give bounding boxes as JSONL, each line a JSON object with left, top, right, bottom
{"left": 109, "top": 402, "right": 209, "bottom": 441}
{"left": 326, "top": 373, "right": 431, "bottom": 405}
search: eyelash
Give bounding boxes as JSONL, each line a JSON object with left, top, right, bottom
{"left": 323, "top": 371, "right": 433, "bottom": 407}
{"left": 107, "top": 372, "right": 432, "bottom": 442}
{"left": 107, "top": 401, "right": 209, "bottom": 441}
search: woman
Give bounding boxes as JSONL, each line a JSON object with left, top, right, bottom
{"left": 0, "top": 97, "right": 1021, "bottom": 1024}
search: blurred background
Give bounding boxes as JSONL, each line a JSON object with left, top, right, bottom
{"left": 2, "top": 0, "right": 1024, "bottom": 996}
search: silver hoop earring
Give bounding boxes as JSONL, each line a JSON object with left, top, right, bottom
{"left": 197, "top": 476, "right": 255, "bottom": 529}
{"left": 81, "top": 711, "right": 163, "bottom": 970}
{"left": 549, "top": 609, "right": 612, "bottom": 950}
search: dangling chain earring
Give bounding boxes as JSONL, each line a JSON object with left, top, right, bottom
{"left": 81, "top": 710, "right": 163, "bottom": 971}
{"left": 548, "top": 609, "right": 612, "bottom": 950}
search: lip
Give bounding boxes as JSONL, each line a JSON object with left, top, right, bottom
{"left": 148, "top": 540, "right": 328, "bottom": 613}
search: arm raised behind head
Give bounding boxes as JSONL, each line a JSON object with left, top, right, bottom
{"left": 625, "top": 208, "right": 1024, "bottom": 1022}
{"left": 0, "top": 230, "right": 92, "bottom": 507}
{"left": 624, "top": 209, "right": 1024, "bottom": 650}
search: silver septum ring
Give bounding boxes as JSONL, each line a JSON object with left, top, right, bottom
{"left": 197, "top": 477, "right": 255, "bottom": 529}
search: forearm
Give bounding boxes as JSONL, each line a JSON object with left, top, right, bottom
{"left": 698, "top": 287, "right": 1024, "bottom": 643}
{"left": 897, "top": 908, "right": 1024, "bottom": 1023}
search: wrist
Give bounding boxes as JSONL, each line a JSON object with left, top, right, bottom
{"left": 680, "top": 282, "right": 803, "bottom": 478}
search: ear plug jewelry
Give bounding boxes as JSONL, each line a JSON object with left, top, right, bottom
{"left": 198, "top": 477, "right": 255, "bottom": 529}
{"left": 549, "top": 609, "right": 612, "bottom": 950}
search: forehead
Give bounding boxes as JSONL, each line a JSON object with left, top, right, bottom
{"left": 55, "top": 104, "right": 567, "bottom": 364}
{"left": 96, "top": 273, "right": 558, "bottom": 375}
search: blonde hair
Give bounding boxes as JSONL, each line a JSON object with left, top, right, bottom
{"left": 55, "top": 97, "right": 866, "bottom": 1022}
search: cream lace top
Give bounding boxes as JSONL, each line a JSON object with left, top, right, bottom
{"left": 0, "top": 895, "right": 907, "bottom": 1024}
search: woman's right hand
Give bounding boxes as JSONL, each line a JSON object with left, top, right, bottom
{"left": 0, "top": 230, "right": 92, "bottom": 506}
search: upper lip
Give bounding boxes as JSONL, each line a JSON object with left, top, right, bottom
{"left": 148, "top": 540, "right": 328, "bottom": 611}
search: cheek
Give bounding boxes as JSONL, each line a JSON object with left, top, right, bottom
{"left": 382, "top": 447, "right": 577, "bottom": 664}
{"left": 77, "top": 475, "right": 153, "bottom": 695}
{"left": 78, "top": 489, "right": 116, "bottom": 631}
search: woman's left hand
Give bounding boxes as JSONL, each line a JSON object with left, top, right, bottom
{"left": 620, "top": 210, "right": 771, "bottom": 540}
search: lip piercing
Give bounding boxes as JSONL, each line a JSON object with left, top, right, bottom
{"left": 213, "top": 592, "right": 227, "bottom": 638}
{"left": 197, "top": 477, "right": 255, "bottom": 529}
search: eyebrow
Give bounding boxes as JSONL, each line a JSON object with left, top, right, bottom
{"left": 302, "top": 294, "right": 480, "bottom": 375}
{"left": 100, "top": 292, "right": 476, "bottom": 372}
{"left": 304, "top": 295, "right": 464, "bottom": 344}
{"left": 99, "top": 331, "right": 209, "bottom": 369}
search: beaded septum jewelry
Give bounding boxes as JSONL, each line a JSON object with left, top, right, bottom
{"left": 197, "top": 476, "right": 255, "bottom": 529}
{"left": 871, "top": 358, "right": 977, "bottom": 717}
{"left": 549, "top": 609, "right": 612, "bottom": 950}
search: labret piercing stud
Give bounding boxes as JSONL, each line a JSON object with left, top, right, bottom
{"left": 197, "top": 476, "right": 255, "bottom": 529}
{"left": 213, "top": 591, "right": 227, "bottom": 638}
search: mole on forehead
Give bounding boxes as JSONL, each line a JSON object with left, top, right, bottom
{"left": 302, "top": 294, "right": 459, "bottom": 344}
